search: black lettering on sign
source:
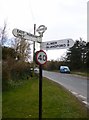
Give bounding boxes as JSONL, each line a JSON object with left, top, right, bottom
{"left": 47, "top": 43, "right": 50, "bottom": 45}
{"left": 67, "top": 44, "right": 69, "bottom": 46}
{"left": 38, "top": 55, "right": 42, "bottom": 61}
{"left": 17, "top": 29, "right": 25, "bottom": 38}
{"left": 63, "top": 44, "right": 66, "bottom": 47}
{"left": 58, "top": 44, "right": 66, "bottom": 47}
{"left": 67, "top": 40, "right": 69, "bottom": 43}
{"left": 38, "top": 54, "right": 46, "bottom": 61}
{"left": 67, "top": 40, "right": 70, "bottom": 46}
{"left": 50, "top": 42, "right": 57, "bottom": 45}
{"left": 46, "top": 46, "right": 49, "bottom": 49}
{"left": 43, "top": 55, "right": 46, "bottom": 61}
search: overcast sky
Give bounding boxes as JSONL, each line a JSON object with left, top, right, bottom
{"left": 0, "top": 0, "right": 87, "bottom": 61}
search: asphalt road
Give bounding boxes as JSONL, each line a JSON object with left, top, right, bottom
{"left": 43, "top": 70, "right": 89, "bottom": 106}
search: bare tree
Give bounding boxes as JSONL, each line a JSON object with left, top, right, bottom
{"left": 12, "top": 37, "right": 31, "bottom": 62}
{"left": 0, "top": 22, "right": 7, "bottom": 46}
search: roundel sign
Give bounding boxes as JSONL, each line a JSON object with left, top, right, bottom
{"left": 36, "top": 50, "right": 47, "bottom": 65}
{"left": 37, "top": 25, "right": 47, "bottom": 35}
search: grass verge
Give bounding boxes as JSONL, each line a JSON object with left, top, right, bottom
{"left": 2, "top": 77, "right": 89, "bottom": 118}
{"left": 71, "top": 71, "right": 89, "bottom": 77}
{"left": 0, "top": 93, "right": 2, "bottom": 119}
{"left": 53, "top": 70, "right": 89, "bottom": 78}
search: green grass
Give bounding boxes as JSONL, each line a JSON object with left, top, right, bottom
{"left": 2, "top": 77, "right": 89, "bottom": 118}
{"left": 71, "top": 71, "right": 89, "bottom": 77}
{"left": 53, "top": 70, "right": 89, "bottom": 78}
{"left": 0, "top": 93, "right": 2, "bottom": 119}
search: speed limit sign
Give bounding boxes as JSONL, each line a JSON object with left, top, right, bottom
{"left": 35, "top": 50, "right": 47, "bottom": 65}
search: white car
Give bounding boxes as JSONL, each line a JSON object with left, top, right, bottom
{"left": 60, "top": 66, "right": 70, "bottom": 73}
{"left": 34, "top": 67, "right": 39, "bottom": 73}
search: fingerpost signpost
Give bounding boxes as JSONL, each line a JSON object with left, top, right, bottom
{"left": 12, "top": 26, "right": 74, "bottom": 120}
{"left": 12, "top": 26, "right": 47, "bottom": 120}
{"left": 36, "top": 25, "right": 47, "bottom": 120}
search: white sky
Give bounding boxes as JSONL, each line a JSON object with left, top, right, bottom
{"left": 0, "top": 0, "right": 87, "bottom": 61}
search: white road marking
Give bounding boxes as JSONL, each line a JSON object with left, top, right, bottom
{"left": 69, "top": 90, "right": 89, "bottom": 107}
{"left": 43, "top": 75, "right": 88, "bottom": 107}
{"left": 78, "top": 95, "right": 87, "bottom": 100}
{"left": 82, "top": 101, "right": 89, "bottom": 106}
{"left": 71, "top": 91, "right": 78, "bottom": 95}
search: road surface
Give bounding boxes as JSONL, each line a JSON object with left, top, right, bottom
{"left": 43, "top": 70, "right": 89, "bottom": 106}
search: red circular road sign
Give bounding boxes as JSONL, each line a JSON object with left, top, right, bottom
{"left": 36, "top": 50, "right": 47, "bottom": 65}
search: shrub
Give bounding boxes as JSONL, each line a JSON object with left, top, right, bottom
{"left": 2, "top": 62, "right": 11, "bottom": 91}
{"left": 2, "top": 61, "right": 32, "bottom": 91}
{"left": 11, "top": 62, "right": 32, "bottom": 81}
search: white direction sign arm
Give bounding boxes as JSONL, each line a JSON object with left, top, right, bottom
{"left": 40, "top": 39, "right": 74, "bottom": 50}
{"left": 12, "top": 28, "right": 42, "bottom": 43}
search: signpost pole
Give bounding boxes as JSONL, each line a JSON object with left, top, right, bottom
{"left": 39, "top": 64, "right": 42, "bottom": 120}
{"left": 33, "top": 24, "right": 36, "bottom": 53}
{"left": 36, "top": 25, "right": 47, "bottom": 120}
{"left": 33, "top": 24, "right": 36, "bottom": 71}
{"left": 39, "top": 34, "right": 43, "bottom": 120}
